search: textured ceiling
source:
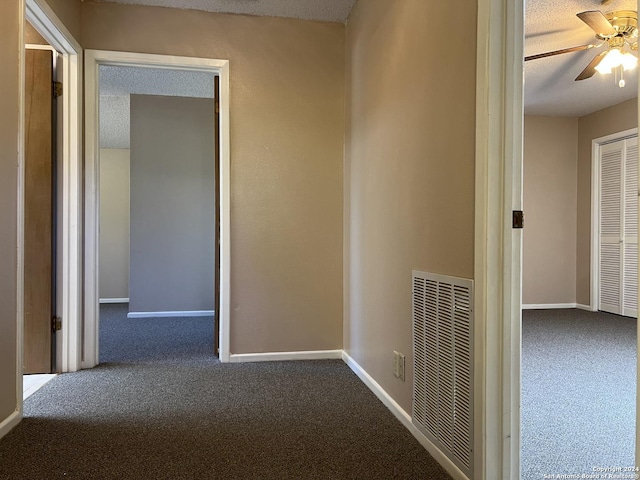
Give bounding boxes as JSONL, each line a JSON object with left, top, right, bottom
{"left": 99, "top": 65, "right": 214, "bottom": 148}
{"left": 93, "top": 0, "right": 357, "bottom": 23}
{"left": 525, "top": 0, "right": 638, "bottom": 117}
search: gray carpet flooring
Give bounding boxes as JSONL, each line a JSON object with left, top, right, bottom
{"left": 99, "top": 304, "right": 216, "bottom": 365}
{"left": 522, "top": 308, "right": 636, "bottom": 480}
{"left": 0, "top": 304, "right": 451, "bottom": 479}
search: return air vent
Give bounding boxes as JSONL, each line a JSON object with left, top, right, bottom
{"left": 412, "top": 271, "right": 473, "bottom": 477}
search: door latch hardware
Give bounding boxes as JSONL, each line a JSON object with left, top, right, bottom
{"left": 52, "top": 316, "right": 62, "bottom": 331}
{"left": 512, "top": 210, "right": 524, "bottom": 229}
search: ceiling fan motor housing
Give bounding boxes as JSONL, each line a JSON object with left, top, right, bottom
{"left": 596, "top": 10, "right": 638, "bottom": 40}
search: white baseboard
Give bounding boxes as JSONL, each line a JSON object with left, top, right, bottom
{"left": 341, "top": 351, "right": 468, "bottom": 480}
{"left": 0, "top": 409, "right": 21, "bottom": 441}
{"left": 522, "top": 303, "right": 577, "bottom": 310}
{"left": 228, "top": 349, "right": 343, "bottom": 363}
{"left": 127, "top": 310, "right": 214, "bottom": 319}
{"left": 99, "top": 298, "right": 129, "bottom": 304}
{"left": 576, "top": 303, "right": 593, "bottom": 311}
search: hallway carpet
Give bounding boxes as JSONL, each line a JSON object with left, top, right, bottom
{"left": 0, "top": 305, "right": 451, "bottom": 479}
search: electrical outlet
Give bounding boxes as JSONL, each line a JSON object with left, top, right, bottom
{"left": 393, "top": 351, "right": 405, "bottom": 381}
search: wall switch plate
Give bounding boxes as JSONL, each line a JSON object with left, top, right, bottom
{"left": 393, "top": 351, "right": 405, "bottom": 381}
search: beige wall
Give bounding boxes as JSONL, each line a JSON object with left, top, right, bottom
{"left": 523, "top": 116, "right": 578, "bottom": 305}
{"left": 81, "top": 2, "right": 345, "bottom": 352}
{"left": 99, "top": 148, "right": 130, "bottom": 300}
{"left": 44, "top": 0, "right": 82, "bottom": 42}
{"left": 25, "top": 21, "right": 47, "bottom": 45}
{"left": 0, "top": 0, "right": 21, "bottom": 427}
{"left": 345, "top": 0, "right": 477, "bottom": 413}
{"left": 576, "top": 98, "right": 638, "bottom": 305}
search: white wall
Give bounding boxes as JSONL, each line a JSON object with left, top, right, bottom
{"left": 129, "top": 94, "right": 215, "bottom": 314}
{"left": 99, "top": 148, "right": 130, "bottom": 301}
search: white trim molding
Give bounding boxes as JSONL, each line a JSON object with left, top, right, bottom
{"left": 16, "top": 0, "right": 26, "bottom": 437}
{"left": 127, "top": 310, "right": 215, "bottom": 319}
{"left": 522, "top": 303, "right": 577, "bottom": 310}
{"left": 229, "top": 350, "right": 343, "bottom": 363}
{"left": 522, "top": 303, "right": 593, "bottom": 311}
{"left": 342, "top": 352, "right": 468, "bottom": 480}
{"left": 576, "top": 304, "right": 592, "bottom": 311}
{"left": 476, "top": 0, "right": 524, "bottom": 477}
{"left": 24, "top": 44, "right": 56, "bottom": 51}
{"left": 84, "top": 50, "right": 231, "bottom": 367}
{"left": 99, "top": 298, "right": 129, "bottom": 304}
{"left": 0, "top": 410, "right": 22, "bottom": 442}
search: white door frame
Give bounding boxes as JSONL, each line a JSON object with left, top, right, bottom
{"left": 475, "top": 0, "right": 524, "bottom": 478}
{"left": 83, "top": 50, "right": 231, "bottom": 367}
{"left": 479, "top": 0, "right": 640, "bottom": 476}
{"left": 22, "top": 0, "right": 83, "bottom": 377}
{"left": 590, "top": 128, "right": 638, "bottom": 314}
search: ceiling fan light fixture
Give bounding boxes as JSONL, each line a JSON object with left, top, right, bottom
{"left": 594, "top": 47, "right": 638, "bottom": 74}
{"left": 621, "top": 52, "right": 638, "bottom": 70}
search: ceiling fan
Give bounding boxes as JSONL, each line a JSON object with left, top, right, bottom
{"left": 525, "top": 9, "right": 638, "bottom": 85}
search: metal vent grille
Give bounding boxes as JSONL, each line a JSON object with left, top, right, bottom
{"left": 412, "top": 271, "right": 473, "bottom": 477}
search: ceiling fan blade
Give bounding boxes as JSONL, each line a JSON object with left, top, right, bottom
{"left": 575, "top": 51, "right": 608, "bottom": 80}
{"left": 525, "top": 44, "right": 594, "bottom": 62}
{"left": 577, "top": 11, "right": 616, "bottom": 36}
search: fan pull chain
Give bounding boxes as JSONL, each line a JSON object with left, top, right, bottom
{"left": 613, "top": 64, "right": 626, "bottom": 88}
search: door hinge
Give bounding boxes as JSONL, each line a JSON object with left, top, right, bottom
{"left": 512, "top": 210, "right": 524, "bottom": 229}
{"left": 52, "top": 316, "right": 62, "bottom": 332}
{"left": 53, "top": 81, "right": 62, "bottom": 98}
{"left": 215, "top": 100, "right": 220, "bottom": 114}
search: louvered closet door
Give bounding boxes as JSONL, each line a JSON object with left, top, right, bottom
{"left": 599, "top": 136, "right": 638, "bottom": 317}
{"left": 623, "top": 137, "right": 638, "bottom": 317}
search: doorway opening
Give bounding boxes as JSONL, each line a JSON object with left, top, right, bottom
{"left": 83, "top": 50, "right": 231, "bottom": 368}
{"left": 96, "top": 64, "right": 219, "bottom": 364}
{"left": 19, "top": 0, "right": 82, "bottom": 409}
{"left": 521, "top": 1, "right": 639, "bottom": 477}
{"left": 22, "top": 19, "right": 59, "bottom": 397}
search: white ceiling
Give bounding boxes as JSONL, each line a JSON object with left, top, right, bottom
{"left": 100, "top": 65, "right": 214, "bottom": 97}
{"left": 94, "top": 0, "right": 357, "bottom": 23}
{"left": 525, "top": 0, "right": 638, "bottom": 117}
{"left": 99, "top": 65, "right": 214, "bottom": 148}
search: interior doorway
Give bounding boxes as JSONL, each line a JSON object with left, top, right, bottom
{"left": 24, "top": 0, "right": 83, "bottom": 377}
{"left": 83, "top": 50, "right": 231, "bottom": 368}
{"left": 520, "top": 1, "right": 640, "bottom": 477}
{"left": 19, "top": 0, "right": 82, "bottom": 408}
{"left": 95, "top": 64, "right": 220, "bottom": 364}
{"left": 24, "top": 22, "right": 57, "bottom": 375}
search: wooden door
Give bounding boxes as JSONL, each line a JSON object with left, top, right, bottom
{"left": 24, "top": 48, "right": 55, "bottom": 374}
